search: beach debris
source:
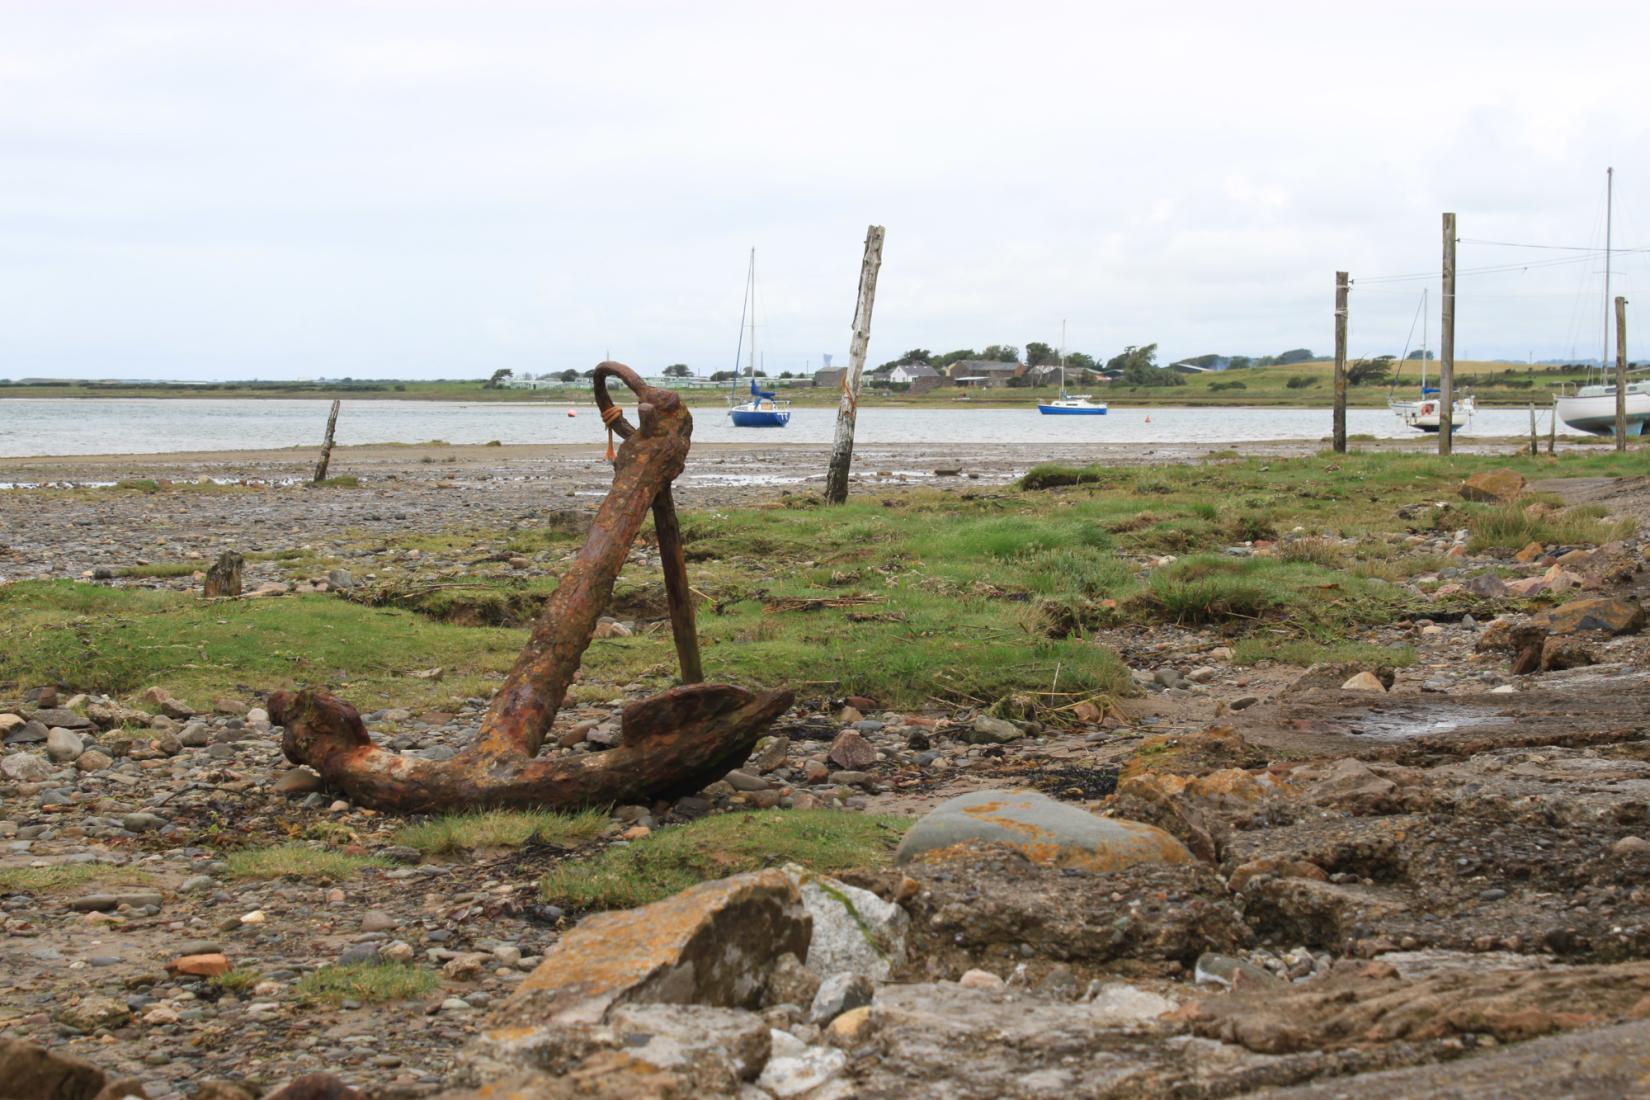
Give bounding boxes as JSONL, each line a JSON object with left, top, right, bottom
{"left": 272, "top": 362, "right": 792, "bottom": 812}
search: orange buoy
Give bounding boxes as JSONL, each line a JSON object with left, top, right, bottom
{"left": 566, "top": 408, "right": 576, "bottom": 418}
{"left": 1145, "top": 415, "right": 1152, "bottom": 423}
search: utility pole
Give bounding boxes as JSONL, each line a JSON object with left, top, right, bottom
{"left": 1616, "top": 295, "right": 1629, "bottom": 450}
{"left": 825, "top": 225, "right": 886, "bottom": 505}
{"left": 1333, "top": 271, "right": 1349, "bottom": 453}
{"left": 1439, "top": 213, "right": 1457, "bottom": 455}
{"left": 312, "top": 399, "right": 341, "bottom": 483}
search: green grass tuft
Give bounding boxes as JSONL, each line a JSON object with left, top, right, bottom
{"left": 541, "top": 810, "right": 909, "bottom": 910}
{"left": 294, "top": 962, "right": 435, "bottom": 1005}
{"left": 116, "top": 562, "right": 200, "bottom": 579}
{"left": 1465, "top": 501, "right": 1636, "bottom": 553}
{"left": 225, "top": 844, "right": 390, "bottom": 882}
{"left": 0, "top": 864, "right": 150, "bottom": 893}
{"left": 212, "top": 967, "right": 262, "bottom": 992}
{"left": 396, "top": 808, "right": 609, "bottom": 854}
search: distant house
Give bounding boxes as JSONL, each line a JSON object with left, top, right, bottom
{"left": 1026, "top": 364, "right": 1063, "bottom": 387}
{"left": 814, "top": 367, "right": 847, "bottom": 388}
{"left": 945, "top": 360, "right": 1023, "bottom": 387}
{"left": 888, "top": 363, "right": 941, "bottom": 385}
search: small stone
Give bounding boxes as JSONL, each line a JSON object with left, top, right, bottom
{"left": 45, "top": 727, "right": 84, "bottom": 763}
{"left": 1340, "top": 671, "right": 1386, "bottom": 693}
{"left": 809, "top": 972, "right": 873, "bottom": 1024}
{"left": 957, "top": 969, "right": 1004, "bottom": 991}
{"left": 723, "top": 769, "right": 769, "bottom": 792}
{"left": 167, "top": 953, "right": 232, "bottom": 978}
{"left": 121, "top": 811, "right": 166, "bottom": 833}
{"left": 57, "top": 994, "right": 131, "bottom": 1031}
{"left": 827, "top": 729, "right": 878, "bottom": 769}
{"left": 1613, "top": 836, "right": 1650, "bottom": 856}
{"left": 361, "top": 910, "right": 397, "bottom": 933}
{"left": 75, "top": 750, "right": 113, "bottom": 772}
{"left": 963, "top": 715, "right": 1022, "bottom": 745}
{"left": 1, "top": 752, "right": 52, "bottom": 781}
{"left": 272, "top": 768, "right": 323, "bottom": 796}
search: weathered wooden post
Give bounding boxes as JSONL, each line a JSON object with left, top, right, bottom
{"left": 1439, "top": 213, "right": 1457, "bottom": 455}
{"left": 1333, "top": 271, "right": 1349, "bottom": 453}
{"left": 1529, "top": 403, "right": 1538, "bottom": 456}
{"left": 313, "top": 400, "right": 341, "bottom": 483}
{"left": 825, "top": 225, "right": 886, "bottom": 505}
{"left": 1548, "top": 397, "right": 1558, "bottom": 455}
{"left": 1615, "top": 295, "right": 1629, "bottom": 450}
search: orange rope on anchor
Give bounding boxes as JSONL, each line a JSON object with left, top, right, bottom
{"left": 601, "top": 405, "right": 624, "bottom": 462}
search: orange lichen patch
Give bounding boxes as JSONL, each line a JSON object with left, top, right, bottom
{"left": 490, "top": 869, "right": 808, "bottom": 1033}
{"left": 1226, "top": 858, "right": 1329, "bottom": 892}
{"left": 912, "top": 823, "right": 1192, "bottom": 874}
{"left": 959, "top": 801, "right": 1059, "bottom": 840}
{"left": 1123, "top": 768, "right": 1297, "bottom": 809}
{"left": 1120, "top": 726, "right": 1266, "bottom": 781}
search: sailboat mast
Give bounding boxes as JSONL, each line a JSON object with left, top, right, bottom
{"left": 1603, "top": 167, "right": 1614, "bottom": 373}
{"left": 748, "top": 249, "right": 758, "bottom": 381}
{"left": 1421, "top": 288, "right": 1428, "bottom": 391}
{"left": 1059, "top": 319, "right": 1067, "bottom": 393}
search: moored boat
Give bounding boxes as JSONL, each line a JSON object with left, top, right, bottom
{"left": 1037, "top": 321, "right": 1107, "bottom": 415}
{"left": 726, "top": 248, "right": 791, "bottom": 428}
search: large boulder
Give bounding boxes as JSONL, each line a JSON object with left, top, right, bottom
{"left": 488, "top": 869, "right": 810, "bottom": 1030}
{"left": 896, "top": 789, "right": 1193, "bottom": 871}
{"left": 1538, "top": 597, "right": 1646, "bottom": 637}
{"left": 1460, "top": 468, "right": 1525, "bottom": 503}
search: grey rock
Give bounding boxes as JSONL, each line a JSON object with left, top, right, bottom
{"left": 962, "top": 715, "right": 1022, "bottom": 745}
{"left": 4, "top": 720, "right": 50, "bottom": 745}
{"left": 1194, "top": 951, "right": 1281, "bottom": 989}
{"left": 30, "top": 708, "right": 91, "bottom": 730}
{"left": 121, "top": 812, "right": 166, "bottom": 833}
{"left": 327, "top": 568, "right": 355, "bottom": 590}
{"left": 809, "top": 972, "right": 873, "bottom": 1024}
{"left": 1, "top": 753, "right": 53, "bottom": 782}
{"left": 764, "top": 952, "right": 821, "bottom": 1009}
{"left": 784, "top": 864, "right": 907, "bottom": 981}
{"left": 723, "top": 769, "right": 769, "bottom": 792}
{"left": 70, "top": 891, "right": 164, "bottom": 912}
{"left": 339, "top": 942, "right": 381, "bottom": 965}
{"left": 895, "top": 788, "right": 1193, "bottom": 870}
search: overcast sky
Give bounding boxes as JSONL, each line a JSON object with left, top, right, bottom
{"left": 3, "top": 0, "right": 1650, "bottom": 380}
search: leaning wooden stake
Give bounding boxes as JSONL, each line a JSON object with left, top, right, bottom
{"left": 825, "top": 225, "right": 886, "bottom": 505}
{"left": 1615, "top": 295, "right": 1629, "bottom": 450}
{"left": 313, "top": 400, "right": 341, "bottom": 484}
{"left": 1439, "top": 213, "right": 1457, "bottom": 455}
{"left": 1332, "top": 271, "right": 1349, "bottom": 453}
{"left": 1529, "top": 403, "right": 1538, "bottom": 456}
{"left": 273, "top": 363, "right": 789, "bottom": 812}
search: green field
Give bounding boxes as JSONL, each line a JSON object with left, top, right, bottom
{"left": 0, "top": 359, "right": 1596, "bottom": 410}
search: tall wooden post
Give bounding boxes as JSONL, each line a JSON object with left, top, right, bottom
{"left": 1332, "top": 271, "right": 1349, "bottom": 453}
{"left": 1615, "top": 296, "right": 1629, "bottom": 449}
{"left": 1438, "top": 213, "right": 1457, "bottom": 455}
{"left": 1528, "top": 404, "right": 1538, "bottom": 456}
{"left": 312, "top": 399, "right": 341, "bottom": 483}
{"left": 825, "top": 225, "right": 886, "bottom": 505}
{"left": 1548, "top": 397, "right": 1557, "bottom": 455}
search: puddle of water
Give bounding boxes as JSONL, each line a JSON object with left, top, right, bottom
{"left": 1344, "top": 706, "right": 1505, "bottom": 742}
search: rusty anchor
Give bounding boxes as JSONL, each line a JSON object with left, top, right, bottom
{"left": 271, "top": 362, "right": 793, "bottom": 813}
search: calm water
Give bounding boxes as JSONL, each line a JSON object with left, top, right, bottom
{"left": 0, "top": 398, "right": 1582, "bottom": 457}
